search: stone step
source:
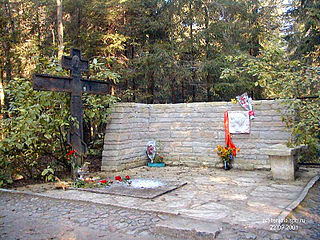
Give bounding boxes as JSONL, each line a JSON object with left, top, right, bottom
{"left": 155, "top": 216, "right": 222, "bottom": 240}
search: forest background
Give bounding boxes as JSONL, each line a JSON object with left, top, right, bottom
{"left": 0, "top": 0, "right": 318, "bottom": 186}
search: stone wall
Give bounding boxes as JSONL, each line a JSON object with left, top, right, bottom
{"left": 102, "top": 100, "right": 291, "bottom": 171}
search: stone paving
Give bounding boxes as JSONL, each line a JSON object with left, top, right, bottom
{"left": 0, "top": 192, "right": 169, "bottom": 240}
{"left": 38, "top": 166, "right": 317, "bottom": 229}
{"left": 0, "top": 166, "right": 319, "bottom": 239}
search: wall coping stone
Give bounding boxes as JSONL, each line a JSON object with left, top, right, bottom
{"left": 262, "top": 144, "right": 307, "bottom": 156}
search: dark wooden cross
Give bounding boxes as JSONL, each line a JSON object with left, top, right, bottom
{"left": 33, "top": 49, "right": 110, "bottom": 162}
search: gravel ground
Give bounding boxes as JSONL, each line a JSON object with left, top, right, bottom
{"left": 0, "top": 180, "right": 319, "bottom": 240}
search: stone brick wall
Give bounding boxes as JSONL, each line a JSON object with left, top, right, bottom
{"left": 102, "top": 100, "right": 291, "bottom": 171}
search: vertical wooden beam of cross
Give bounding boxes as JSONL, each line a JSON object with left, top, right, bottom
{"left": 33, "top": 49, "right": 110, "bottom": 171}
{"left": 62, "top": 49, "right": 89, "bottom": 158}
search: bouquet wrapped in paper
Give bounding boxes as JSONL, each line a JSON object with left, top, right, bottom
{"left": 146, "top": 141, "right": 156, "bottom": 163}
{"left": 236, "top": 92, "right": 255, "bottom": 120}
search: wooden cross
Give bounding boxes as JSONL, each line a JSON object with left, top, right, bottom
{"left": 33, "top": 49, "right": 110, "bottom": 163}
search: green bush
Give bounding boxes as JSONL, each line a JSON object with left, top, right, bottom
{"left": 0, "top": 157, "right": 13, "bottom": 187}
{"left": 41, "top": 166, "right": 56, "bottom": 182}
{"left": 0, "top": 77, "right": 70, "bottom": 184}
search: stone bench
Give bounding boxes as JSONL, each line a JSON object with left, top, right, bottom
{"left": 263, "top": 144, "right": 306, "bottom": 181}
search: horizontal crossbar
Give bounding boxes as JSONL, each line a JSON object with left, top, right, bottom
{"left": 33, "top": 74, "right": 110, "bottom": 95}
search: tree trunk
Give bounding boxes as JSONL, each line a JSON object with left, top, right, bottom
{"left": 2, "top": 41, "right": 12, "bottom": 83}
{"left": 171, "top": 75, "right": 175, "bottom": 103}
{"left": 76, "top": 3, "right": 81, "bottom": 46}
{"left": 204, "top": 5, "right": 212, "bottom": 102}
{"left": 132, "top": 77, "right": 136, "bottom": 102}
{"left": 206, "top": 72, "right": 212, "bottom": 102}
{"left": 181, "top": 78, "right": 185, "bottom": 103}
{"left": 1, "top": 0, "right": 16, "bottom": 121}
{"left": 0, "top": 77, "right": 4, "bottom": 140}
{"left": 57, "top": 0, "right": 64, "bottom": 63}
{"left": 148, "top": 72, "right": 155, "bottom": 104}
{"left": 1, "top": 0, "right": 15, "bottom": 83}
{"left": 249, "top": 1, "right": 259, "bottom": 57}
{"left": 189, "top": 0, "right": 196, "bottom": 102}
{"left": 36, "top": 10, "right": 41, "bottom": 52}
{"left": 192, "top": 83, "right": 196, "bottom": 102}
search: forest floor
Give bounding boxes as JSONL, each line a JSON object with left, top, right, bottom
{"left": 0, "top": 166, "right": 319, "bottom": 240}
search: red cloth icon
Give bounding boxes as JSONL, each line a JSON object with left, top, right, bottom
{"left": 224, "top": 111, "right": 237, "bottom": 156}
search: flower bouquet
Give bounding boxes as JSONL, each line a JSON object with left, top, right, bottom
{"left": 146, "top": 140, "right": 165, "bottom": 167}
{"left": 215, "top": 145, "right": 240, "bottom": 170}
{"left": 236, "top": 92, "right": 255, "bottom": 119}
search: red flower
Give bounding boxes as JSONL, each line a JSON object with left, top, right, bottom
{"left": 159, "top": 156, "right": 163, "bottom": 159}
{"left": 115, "top": 176, "right": 122, "bottom": 181}
{"left": 67, "top": 150, "right": 76, "bottom": 156}
{"left": 125, "top": 175, "right": 130, "bottom": 180}
{"left": 147, "top": 146, "right": 154, "bottom": 154}
{"left": 100, "top": 180, "right": 108, "bottom": 184}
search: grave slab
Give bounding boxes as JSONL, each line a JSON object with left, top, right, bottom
{"left": 70, "top": 180, "right": 187, "bottom": 199}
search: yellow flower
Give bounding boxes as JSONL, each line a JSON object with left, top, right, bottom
{"left": 231, "top": 98, "right": 237, "bottom": 104}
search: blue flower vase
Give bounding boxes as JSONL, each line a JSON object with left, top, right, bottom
{"left": 224, "top": 155, "right": 233, "bottom": 170}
